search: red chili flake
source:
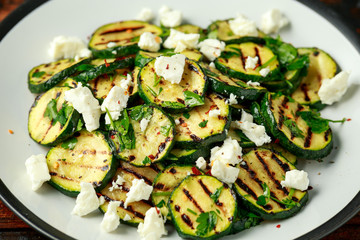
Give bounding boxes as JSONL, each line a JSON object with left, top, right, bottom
{"left": 117, "top": 100, "right": 121, "bottom": 104}
{"left": 205, "top": 105, "right": 217, "bottom": 114}
{"left": 103, "top": 73, "right": 109, "bottom": 79}
{"left": 116, "top": 56, "right": 127, "bottom": 61}
{"left": 8, "top": 129, "right": 14, "bottom": 134}
{"left": 237, "top": 155, "right": 241, "bottom": 159}
{"left": 166, "top": 64, "right": 169, "bottom": 70}
{"left": 191, "top": 167, "right": 202, "bottom": 176}
{"left": 111, "top": 135, "right": 115, "bottom": 139}
{"left": 276, "top": 224, "right": 281, "bottom": 228}
{"left": 155, "top": 207, "right": 160, "bottom": 215}
{"left": 149, "top": 155, "right": 155, "bottom": 160}
{"left": 274, "top": 139, "right": 280, "bottom": 144}
{"left": 347, "top": 118, "right": 352, "bottom": 121}
{"left": 157, "top": 132, "right": 161, "bottom": 135}
{"left": 205, "top": 169, "right": 212, "bottom": 176}
{"left": 285, "top": 105, "right": 289, "bottom": 109}
{"left": 123, "top": 71, "right": 128, "bottom": 76}
{"left": 104, "top": 59, "right": 110, "bottom": 67}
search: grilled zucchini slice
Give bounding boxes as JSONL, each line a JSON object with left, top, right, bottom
{"left": 169, "top": 175, "right": 237, "bottom": 240}
{"left": 100, "top": 161, "right": 162, "bottom": 226}
{"left": 152, "top": 165, "right": 201, "bottom": 220}
{"left": 167, "top": 148, "right": 210, "bottom": 164}
{"left": 215, "top": 42, "right": 280, "bottom": 82}
{"left": 138, "top": 57, "right": 207, "bottom": 111}
{"left": 28, "top": 86, "right": 80, "bottom": 146}
{"left": 46, "top": 130, "right": 117, "bottom": 197}
{"left": 260, "top": 92, "right": 333, "bottom": 159}
{"left": 234, "top": 148, "right": 308, "bottom": 220}
{"left": 291, "top": 48, "right": 339, "bottom": 110}
{"left": 89, "top": 20, "right": 163, "bottom": 58}
{"left": 172, "top": 93, "right": 231, "bottom": 149}
{"left": 108, "top": 105, "right": 175, "bottom": 166}
{"left": 28, "top": 58, "right": 91, "bottom": 93}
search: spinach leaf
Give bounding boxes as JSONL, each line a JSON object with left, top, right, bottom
{"left": 184, "top": 90, "right": 204, "bottom": 107}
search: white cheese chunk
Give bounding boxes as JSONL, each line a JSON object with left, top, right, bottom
{"left": 281, "top": 169, "right": 310, "bottom": 191}
{"left": 64, "top": 83, "right": 101, "bottom": 132}
{"left": 232, "top": 110, "right": 271, "bottom": 146}
{"left": 259, "top": 67, "right": 271, "bottom": 77}
{"left": 25, "top": 154, "right": 51, "bottom": 191}
{"left": 119, "top": 73, "right": 134, "bottom": 91}
{"left": 154, "top": 54, "right": 186, "bottom": 84}
{"left": 261, "top": 9, "right": 289, "bottom": 34}
{"left": 137, "top": 207, "right": 167, "bottom": 240}
{"left": 211, "top": 159, "right": 240, "bottom": 185}
{"left": 72, "top": 182, "right": 101, "bottom": 216}
{"left": 209, "top": 62, "right": 216, "bottom": 68}
{"left": 198, "top": 39, "right": 225, "bottom": 61}
{"left": 140, "top": 117, "right": 151, "bottom": 132}
{"left": 318, "top": 71, "right": 350, "bottom": 105}
{"left": 246, "top": 80, "right": 261, "bottom": 87}
{"left": 229, "top": 14, "right": 258, "bottom": 36}
{"left": 48, "top": 35, "right": 91, "bottom": 61}
{"left": 109, "top": 175, "right": 125, "bottom": 192}
{"left": 159, "top": 6, "right": 182, "bottom": 28}
{"left": 123, "top": 213, "right": 132, "bottom": 221}
{"left": 100, "top": 86, "right": 129, "bottom": 125}
{"left": 107, "top": 42, "right": 117, "bottom": 48}
{"left": 209, "top": 109, "right": 221, "bottom": 118}
{"left": 226, "top": 93, "right": 238, "bottom": 105}
{"left": 138, "top": 32, "right": 162, "bottom": 52}
{"left": 136, "top": 8, "right": 154, "bottom": 22}
{"left": 195, "top": 157, "right": 207, "bottom": 170}
{"left": 163, "top": 29, "right": 200, "bottom": 53}
{"left": 210, "top": 136, "right": 243, "bottom": 166}
{"left": 101, "top": 201, "right": 121, "bottom": 232}
{"left": 245, "top": 56, "right": 259, "bottom": 70}
{"left": 175, "top": 119, "right": 181, "bottom": 125}
{"left": 124, "top": 179, "right": 153, "bottom": 208}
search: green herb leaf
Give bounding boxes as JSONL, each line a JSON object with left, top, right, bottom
{"left": 76, "top": 64, "right": 95, "bottom": 72}
{"left": 195, "top": 211, "right": 217, "bottom": 236}
{"left": 32, "top": 71, "right": 46, "bottom": 78}
{"left": 162, "top": 101, "right": 186, "bottom": 109}
{"left": 158, "top": 87, "right": 163, "bottom": 95}
{"left": 183, "top": 112, "right": 190, "bottom": 119}
{"left": 256, "top": 183, "right": 270, "bottom": 206}
{"left": 297, "top": 111, "right": 329, "bottom": 133}
{"left": 44, "top": 99, "right": 58, "bottom": 123}
{"left": 283, "top": 116, "right": 304, "bottom": 139}
{"left": 287, "top": 55, "right": 309, "bottom": 71}
{"left": 220, "top": 50, "right": 240, "bottom": 59}
{"left": 210, "top": 186, "right": 224, "bottom": 202}
{"left": 187, "top": 208, "right": 198, "bottom": 216}
{"left": 147, "top": 85, "right": 158, "bottom": 97}
{"left": 76, "top": 119, "right": 84, "bottom": 131}
{"left": 61, "top": 138, "right": 78, "bottom": 150}
{"left": 160, "top": 125, "right": 172, "bottom": 137}
{"left": 208, "top": 29, "right": 218, "bottom": 39}
{"left": 142, "top": 156, "right": 151, "bottom": 165}
{"left": 156, "top": 199, "right": 166, "bottom": 208}
{"left": 153, "top": 73, "right": 162, "bottom": 87}
{"left": 277, "top": 43, "right": 297, "bottom": 65}
{"left": 129, "top": 106, "right": 153, "bottom": 121}
{"left": 184, "top": 91, "right": 204, "bottom": 107}
{"left": 198, "top": 120, "right": 208, "bottom": 128}
{"left": 44, "top": 99, "right": 72, "bottom": 126}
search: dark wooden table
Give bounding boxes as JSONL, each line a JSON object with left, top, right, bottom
{"left": 0, "top": 0, "right": 359, "bottom": 239}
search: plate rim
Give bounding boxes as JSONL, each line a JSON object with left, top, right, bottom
{"left": 0, "top": 0, "right": 359, "bottom": 239}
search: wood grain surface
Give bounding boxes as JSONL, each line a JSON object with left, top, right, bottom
{"left": 0, "top": 0, "right": 359, "bottom": 239}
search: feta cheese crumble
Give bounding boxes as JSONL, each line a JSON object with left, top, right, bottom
{"left": 260, "top": 9, "right": 289, "bottom": 34}
{"left": 246, "top": 80, "right": 261, "bottom": 87}
{"left": 64, "top": 83, "right": 101, "bottom": 132}
{"left": 140, "top": 117, "right": 151, "bottom": 132}
{"left": 318, "top": 71, "right": 350, "bottom": 105}
{"left": 281, "top": 169, "right": 310, "bottom": 191}
{"left": 229, "top": 14, "right": 258, "bottom": 37}
{"left": 232, "top": 110, "right": 271, "bottom": 146}
{"left": 136, "top": 8, "right": 154, "bottom": 22}
{"left": 159, "top": 6, "right": 182, "bottom": 28}
{"left": 154, "top": 54, "right": 186, "bottom": 84}
{"left": 209, "top": 62, "right": 216, "bottom": 68}
{"left": 100, "top": 86, "right": 129, "bottom": 125}
{"left": 198, "top": 39, "right": 225, "bottom": 61}
{"left": 123, "top": 213, "right": 132, "bottom": 221}
{"left": 259, "top": 67, "right": 271, "bottom": 77}
{"left": 101, "top": 201, "right": 121, "bottom": 232}
{"left": 107, "top": 42, "right": 117, "bottom": 48}
{"left": 72, "top": 182, "right": 101, "bottom": 216}
{"left": 245, "top": 56, "right": 259, "bottom": 70}
{"left": 25, "top": 154, "right": 51, "bottom": 191}
{"left": 209, "top": 109, "right": 221, "bottom": 118}
{"left": 119, "top": 73, "right": 134, "bottom": 91}
{"left": 137, "top": 207, "right": 167, "bottom": 240}
{"left": 124, "top": 179, "right": 153, "bottom": 208}
{"left": 175, "top": 119, "right": 181, "bottom": 125}
{"left": 163, "top": 29, "right": 200, "bottom": 53}
{"left": 196, "top": 157, "right": 207, "bottom": 170}
{"left": 48, "top": 36, "right": 91, "bottom": 61}
{"left": 211, "top": 159, "right": 240, "bottom": 185}
{"left": 109, "top": 175, "right": 126, "bottom": 192}
{"left": 226, "top": 93, "right": 238, "bottom": 105}
{"left": 138, "top": 32, "right": 162, "bottom": 52}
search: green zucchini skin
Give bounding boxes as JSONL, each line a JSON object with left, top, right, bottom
{"left": 46, "top": 130, "right": 118, "bottom": 197}
{"left": 201, "top": 63, "right": 267, "bottom": 102}
{"left": 168, "top": 175, "right": 237, "bottom": 240}
{"left": 28, "top": 86, "right": 80, "bottom": 146}
{"left": 166, "top": 147, "right": 210, "bottom": 164}
{"left": 74, "top": 57, "right": 134, "bottom": 84}
{"left": 260, "top": 92, "right": 333, "bottom": 159}
{"left": 234, "top": 148, "right": 308, "bottom": 220}
{"left": 173, "top": 93, "right": 231, "bottom": 149}
{"left": 215, "top": 42, "right": 280, "bottom": 82}
{"left": 28, "top": 58, "right": 92, "bottom": 93}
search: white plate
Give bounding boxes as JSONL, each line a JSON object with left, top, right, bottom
{"left": 0, "top": 0, "right": 359, "bottom": 239}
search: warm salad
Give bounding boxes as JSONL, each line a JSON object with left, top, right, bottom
{"left": 25, "top": 5, "right": 350, "bottom": 240}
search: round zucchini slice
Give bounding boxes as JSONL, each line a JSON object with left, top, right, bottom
{"left": 46, "top": 130, "right": 117, "bottom": 197}
{"left": 174, "top": 24, "right": 205, "bottom": 36}
{"left": 167, "top": 147, "right": 210, "bottom": 164}
{"left": 260, "top": 92, "right": 333, "bottom": 159}
{"left": 108, "top": 105, "right": 175, "bottom": 166}
{"left": 138, "top": 57, "right": 207, "bottom": 111}
{"left": 201, "top": 62, "right": 266, "bottom": 102}
{"left": 169, "top": 175, "right": 237, "bottom": 240}
{"left": 152, "top": 165, "right": 201, "bottom": 220}
{"left": 28, "top": 58, "right": 91, "bottom": 93}
{"left": 28, "top": 86, "right": 80, "bottom": 146}
{"left": 234, "top": 148, "right": 308, "bottom": 220}
{"left": 89, "top": 20, "right": 163, "bottom": 58}
{"left": 100, "top": 161, "right": 162, "bottom": 226}
{"left": 215, "top": 42, "right": 280, "bottom": 82}
{"left": 172, "top": 93, "right": 231, "bottom": 149}
{"left": 291, "top": 48, "right": 339, "bottom": 110}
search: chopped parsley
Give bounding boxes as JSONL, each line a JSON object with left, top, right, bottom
{"left": 61, "top": 138, "right": 78, "bottom": 150}
{"left": 198, "top": 120, "right": 208, "bottom": 128}
{"left": 32, "top": 71, "right": 46, "bottom": 78}
{"left": 44, "top": 98, "right": 73, "bottom": 126}
{"left": 184, "top": 91, "right": 204, "bottom": 107}
{"left": 283, "top": 116, "right": 304, "bottom": 139}
{"left": 195, "top": 211, "right": 217, "bottom": 236}
{"left": 160, "top": 125, "right": 172, "bottom": 137}
{"left": 142, "top": 156, "right": 151, "bottom": 165}
{"left": 210, "top": 186, "right": 224, "bottom": 202}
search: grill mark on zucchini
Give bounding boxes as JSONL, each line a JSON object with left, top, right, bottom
{"left": 181, "top": 214, "right": 194, "bottom": 229}
{"left": 99, "top": 26, "right": 145, "bottom": 35}
{"left": 198, "top": 179, "right": 223, "bottom": 207}
{"left": 304, "top": 127, "right": 313, "bottom": 148}
{"left": 255, "top": 47, "right": 262, "bottom": 66}
{"left": 103, "top": 196, "right": 147, "bottom": 219}
{"left": 182, "top": 188, "right": 204, "bottom": 213}
{"left": 271, "top": 152, "right": 290, "bottom": 173}
{"left": 122, "top": 167, "right": 152, "bottom": 185}
{"left": 300, "top": 84, "right": 311, "bottom": 101}
{"left": 235, "top": 178, "right": 258, "bottom": 199}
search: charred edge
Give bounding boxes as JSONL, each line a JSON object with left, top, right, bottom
{"left": 255, "top": 47, "right": 262, "bottom": 66}
{"left": 324, "top": 129, "right": 331, "bottom": 142}
{"left": 175, "top": 205, "right": 181, "bottom": 212}
{"left": 177, "top": 98, "right": 185, "bottom": 104}
{"left": 154, "top": 183, "right": 165, "bottom": 190}
{"left": 181, "top": 214, "right": 194, "bottom": 229}
{"left": 183, "top": 188, "right": 204, "bottom": 213}
{"left": 169, "top": 167, "right": 177, "bottom": 174}
{"left": 188, "top": 63, "right": 200, "bottom": 74}
{"left": 122, "top": 167, "right": 152, "bottom": 185}
{"left": 235, "top": 178, "right": 258, "bottom": 200}
{"left": 190, "top": 134, "right": 202, "bottom": 142}
{"left": 304, "top": 127, "right": 313, "bottom": 148}
{"left": 149, "top": 163, "right": 161, "bottom": 172}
